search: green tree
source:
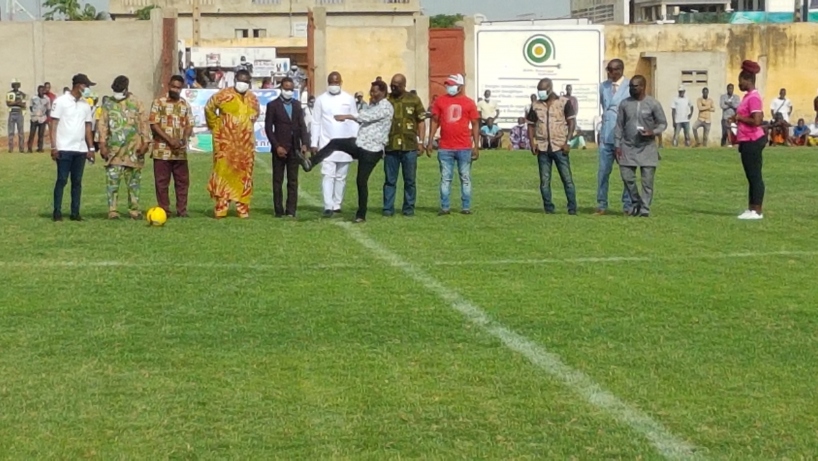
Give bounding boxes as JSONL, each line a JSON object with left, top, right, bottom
{"left": 43, "top": 0, "right": 107, "bottom": 20}
{"left": 430, "top": 14, "right": 464, "bottom": 28}
{"left": 136, "top": 5, "right": 158, "bottom": 20}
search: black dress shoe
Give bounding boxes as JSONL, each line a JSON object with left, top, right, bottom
{"left": 322, "top": 210, "right": 334, "bottom": 218}
{"left": 52, "top": 212, "right": 63, "bottom": 222}
{"left": 69, "top": 215, "right": 83, "bottom": 222}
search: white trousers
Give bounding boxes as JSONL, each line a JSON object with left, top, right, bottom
{"left": 321, "top": 161, "right": 351, "bottom": 211}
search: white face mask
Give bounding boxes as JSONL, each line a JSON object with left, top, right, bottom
{"left": 327, "top": 85, "right": 341, "bottom": 95}
{"left": 235, "top": 82, "right": 250, "bottom": 94}
{"left": 445, "top": 85, "right": 458, "bottom": 96}
{"left": 112, "top": 92, "right": 126, "bottom": 101}
{"left": 537, "top": 90, "right": 550, "bottom": 100}
{"left": 281, "top": 89, "right": 293, "bottom": 100}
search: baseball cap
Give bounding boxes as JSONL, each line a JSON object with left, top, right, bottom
{"left": 11, "top": 78, "right": 19, "bottom": 84}
{"left": 678, "top": 85, "right": 686, "bottom": 92}
{"left": 445, "top": 74, "right": 465, "bottom": 86}
{"left": 72, "top": 74, "right": 96, "bottom": 87}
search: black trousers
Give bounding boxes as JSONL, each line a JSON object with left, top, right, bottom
{"left": 720, "top": 119, "right": 731, "bottom": 146}
{"left": 313, "top": 138, "right": 382, "bottom": 219}
{"left": 273, "top": 150, "right": 300, "bottom": 216}
{"left": 738, "top": 136, "right": 766, "bottom": 207}
{"left": 28, "top": 121, "right": 46, "bottom": 152}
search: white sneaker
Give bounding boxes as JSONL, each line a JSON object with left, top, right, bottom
{"left": 738, "top": 210, "right": 764, "bottom": 220}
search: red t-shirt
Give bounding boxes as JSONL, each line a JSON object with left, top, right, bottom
{"left": 432, "top": 94, "right": 479, "bottom": 150}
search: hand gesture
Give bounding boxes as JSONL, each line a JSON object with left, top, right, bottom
{"left": 334, "top": 114, "right": 352, "bottom": 122}
{"left": 276, "top": 145, "right": 288, "bottom": 158}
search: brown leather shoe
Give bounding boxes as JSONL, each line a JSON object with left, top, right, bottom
{"left": 594, "top": 209, "right": 606, "bottom": 216}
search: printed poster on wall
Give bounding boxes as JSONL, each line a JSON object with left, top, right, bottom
{"left": 182, "top": 88, "right": 300, "bottom": 154}
{"left": 474, "top": 24, "right": 604, "bottom": 131}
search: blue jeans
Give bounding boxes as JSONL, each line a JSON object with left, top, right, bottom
{"left": 438, "top": 149, "right": 472, "bottom": 211}
{"left": 596, "top": 143, "right": 631, "bottom": 212}
{"left": 537, "top": 150, "right": 577, "bottom": 213}
{"left": 53, "top": 151, "right": 87, "bottom": 216}
{"left": 383, "top": 150, "right": 418, "bottom": 215}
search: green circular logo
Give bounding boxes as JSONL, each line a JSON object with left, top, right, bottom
{"left": 524, "top": 35, "right": 555, "bottom": 67}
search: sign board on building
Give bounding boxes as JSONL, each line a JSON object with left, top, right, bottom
{"left": 292, "top": 21, "right": 308, "bottom": 37}
{"left": 190, "top": 47, "right": 277, "bottom": 78}
{"left": 475, "top": 24, "right": 604, "bottom": 131}
{"left": 182, "top": 88, "right": 299, "bottom": 154}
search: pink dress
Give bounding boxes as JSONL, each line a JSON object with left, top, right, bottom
{"left": 736, "top": 89, "right": 764, "bottom": 143}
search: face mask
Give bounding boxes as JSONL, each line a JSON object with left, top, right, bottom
{"left": 112, "top": 92, "right": 126, "bottom": 101}
{"left": 168, "top": 90, "right": 180, "bottom": 100}
{"left": 445, "top": 85, "right": 458, "bottom": 96}
{"left": 235, "top": 82, "right": 250, "bottom": 94}
{"left": 390, "top": 85, "right": 402, "bottom": 95}
{"left": 328, "top": 85, "right": 341, "bottom": 95}
{"left": 308, "top": 102, "right": 314, "bottom": 108}
{"left": 629, "top": 88, "right": 640, "bottom": 99}
{"left": 81, "top": 87, "right": 92, "bottom": 98}
{"left": 537, "top": 90, "right": 550, "bottom": 100}
{"left": 281, "top": 90, "right": 293, "bottom": 100}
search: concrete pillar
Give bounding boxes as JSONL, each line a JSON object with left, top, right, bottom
{"left": 413, "top": 13, "right": 430, "bottom": 105}
{"left": 313, "top": 7, "right": 328, "bottom": 90}
{"left": 463, "top": 17, "right": 476, "bottom": 99}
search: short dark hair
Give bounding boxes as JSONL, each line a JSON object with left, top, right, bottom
{"left": 280, "top": 77, "right": 294, "bottom": 86}
{"left": 44, "top": 81, "right": 51, "bottom": 86}
{"left": 170, "top": 75, "right": 185, "bottom": 85}
{"left": 371, "top": 80, "right": 387, "bottom": 93}
{"left": 236, "top": 69, "right": 251, "bottom": 80}
{"left": 37, "top": 85, "right": 44, "bottom": 91}
{"left": 112, "top": 75, "right": 129, "bottom": 92}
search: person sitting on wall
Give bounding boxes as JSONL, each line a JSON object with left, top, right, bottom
{"left": 480, "top": 117, "right": 502, "bottom": 149}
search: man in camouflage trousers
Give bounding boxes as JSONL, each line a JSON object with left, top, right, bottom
{"left": 97, "top": 76, "right": 151, "bottom": 219}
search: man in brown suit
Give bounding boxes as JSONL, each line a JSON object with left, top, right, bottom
{"left": 264, "top": 77, "right": 309, "bottom": 217}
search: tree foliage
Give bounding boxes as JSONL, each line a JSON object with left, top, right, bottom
{"left": 136, "top": 5, "right": 158, "bottom": 20}
{"left": 430, "top": 14, "right": 464, "bottom": 28}
{"left": 43, "top": 0, "right": 107, "bottom": 20}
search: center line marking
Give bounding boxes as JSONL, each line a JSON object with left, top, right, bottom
{"left": 253, "top": 158, "right": 704, "bottom": 459}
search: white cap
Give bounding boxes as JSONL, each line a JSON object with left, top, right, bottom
{"left": 11, "top": 78, "right": 19, "bottom": 84}
{"left": 445, "top": 74, "right": 465, "bottom": 86}
{"left": 678, "top": 85, "right": 686, "bottom": 92}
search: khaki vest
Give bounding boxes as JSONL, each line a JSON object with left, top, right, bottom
{"left": 532, "top": 97, "right": 570, "bottom": 152}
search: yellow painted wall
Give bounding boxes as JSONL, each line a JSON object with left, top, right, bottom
{"left": 606, "top": 23, "right": 818, "bottom": 122}
{"left": 323, "top": 26, "right": 415, "bottom": 98}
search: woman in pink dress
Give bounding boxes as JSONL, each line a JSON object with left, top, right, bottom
{"left": 730, "top": 60, "right": 766, "bottom": 220}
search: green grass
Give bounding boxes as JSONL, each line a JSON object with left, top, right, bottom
{"left": 1, "top": 147, "right": 818, "bottom": 460}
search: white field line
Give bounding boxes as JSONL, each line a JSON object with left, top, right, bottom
{"left": 2, "top": 249, "right": 817, "bottom": 272}
{"left": 255, "top": 158, "right": 704, "bottom": 459}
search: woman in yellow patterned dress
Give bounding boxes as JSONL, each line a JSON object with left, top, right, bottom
{"left": 204, "top": 70, "right": 260, "bottom": 218}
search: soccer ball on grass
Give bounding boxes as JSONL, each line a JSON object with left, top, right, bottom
{"left": 145, "top": 207, "right": 168, "bottom": 227}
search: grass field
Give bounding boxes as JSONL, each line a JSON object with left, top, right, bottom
{"left": 1, "top": 147, "right": 818, "bottom": 460}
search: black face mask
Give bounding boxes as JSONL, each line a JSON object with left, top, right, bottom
{"left": 390, "top": 85, "right": 402, "bottom": 95}
{"left": 169, "top": 90, "right": 180, "bottom": 100}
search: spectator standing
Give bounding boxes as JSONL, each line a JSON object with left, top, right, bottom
{"left": 769, "top": 88, "right": 792, "bottom": 123}
{"left": 6, "top": 79, "right": 26, "bottom": 152}
{"left": 671, "top": 86, "right": 693, "bottom": 147}
{"left": 28, "top": 85, "right": 50, "bottom": 153}
{"left": 692, "top": 87, "right": 715, "bottom": 147}
{"left": 720, "top": 84, "right": 740, "bottom": 147}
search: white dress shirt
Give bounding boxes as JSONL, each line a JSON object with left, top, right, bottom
{"left": 311, "top": 90, "right": 359, "bottom": 162}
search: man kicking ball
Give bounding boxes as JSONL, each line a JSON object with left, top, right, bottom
{"left": 299, "top": 79, "right": 394, "bottom": 223}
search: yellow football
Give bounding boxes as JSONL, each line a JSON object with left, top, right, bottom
{"left": 146, "top": 207, "right": 168, "bottom": 226}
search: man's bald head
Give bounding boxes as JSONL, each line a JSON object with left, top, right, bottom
{"left": 327, "top": 72, "right": 342, "bottom": 85}
{"left": 390, "top": 74, "right": 407, "bottom": 96}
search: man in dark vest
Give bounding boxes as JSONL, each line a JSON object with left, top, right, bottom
{"left": 264, "top": 77, "right": 309, "bottom": 218}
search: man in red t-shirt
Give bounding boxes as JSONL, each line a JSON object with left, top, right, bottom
{"left": 427, "top": 74, "right": 480, "bottom": 215}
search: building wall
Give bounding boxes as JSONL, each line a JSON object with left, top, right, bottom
{"left": 0, "top": 12, "right": 172, "bottom": 137}
{"left": 313, "top": 9, "right": 430, "bottom": 106}
{"left": 607, "top": 23, "right": 818, "bottom": 141}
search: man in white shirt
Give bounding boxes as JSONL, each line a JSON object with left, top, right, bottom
{"left": 311, "top": 71, "right": 358, "bottom": 217}
{"left": 770, "top": 88, "right": 793, "bottom": 123}
{"left": 477, "top": 89, "right": 499, "bottom": 125}
{"left": 671, "top": 86, "right": 693, "bottom": 147}
{"left": 49, "top": 73, "right": 96, "bottom": 222}
{"left": 303, "top": 95, "right": 315, "bottom": 135}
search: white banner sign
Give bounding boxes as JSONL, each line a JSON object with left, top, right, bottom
{"left": 475, "top": 24, "right": 604, "bottom": 131}
{"left": 190, "top": 47, "right": 277, "bottom": 77}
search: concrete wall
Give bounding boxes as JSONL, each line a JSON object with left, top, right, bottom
{"left": 0, "top": 12, "right": 173, "bottom": 137}
{"left": 312, "top": 8, "right": 430, "bottom": 106}
{"left": 606, "top": 23, "right": 818, "bottom": 142}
